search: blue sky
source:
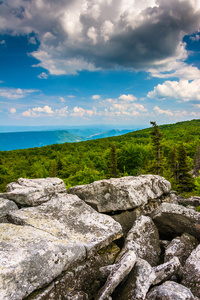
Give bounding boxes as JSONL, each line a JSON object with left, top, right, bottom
{"left": 0, "top": 0, "right": 200, "bottom": 128}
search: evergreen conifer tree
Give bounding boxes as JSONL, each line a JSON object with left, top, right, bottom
{"left": 108, "top": 144, "right": 119, "bottom": 178}
{"left": 150, "top": 121, "right": 163, "bottom": 175}
{"left": 177, "top": 143, "right": 195, "bottom": 192}
{"left": 193, "top": 146, "right": 200, "bottom": 177}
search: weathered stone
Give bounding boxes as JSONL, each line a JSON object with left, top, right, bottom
{"left": 27, "top": 243, "right": 120, "bottom": 300}
{"left": 68, "top": 175, "right": 171, "bottom": 212}
{"left": 164, "top": 233, "right": 199, "bottom": 265}
{"left": 146, "top": 281, "right": 195, "bottom": 299}
{"left": 0, "top": 177, "right": 66, "bottom": 207}
{"left": 151, "top": 203, "right": 200, "bottom": 240}
{"left": 0, "top": 223, "right": 86, "bottom": 300}
{"left": 181, "top": 244, "right": 200, "bottom": 297}
{"left": 153, "top": 257, "right": 181, "bottom": 285}
{"left": 8, "top": 193, "right": 122, "bottom": 257}
{"left": 114, "top": 258, "right": 156, "bottom": 300}
{"left": 117, "top": 215, "right": 161, "bottom": 266}
{"left": 177, "top": 195, "right": 200, "bottom": 208}
{"left": 0, "top": 197, "right": 18, "bottom": 222}
{"left": 95, "top": 250, "right": 137, "bottom": 300}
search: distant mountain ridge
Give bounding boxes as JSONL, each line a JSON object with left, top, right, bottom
{"left": 0, "top": 128, "right": 132, "bottom": 151}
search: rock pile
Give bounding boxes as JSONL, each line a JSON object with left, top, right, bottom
{"left": 0, "top": 175, "right": 199, "bottom": 299}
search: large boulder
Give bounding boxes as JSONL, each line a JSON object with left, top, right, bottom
{"left": 8, "top": 193, "right": 122, "bottom": 256}
{"left": 146, "top": 281, "right": 195, "bottom": 299}
{"left": 181, "top": 244, "right": 200, "bottom": 297}
{"left": 117, "top": 215, "right": 161, "bottom": 266}
{"left": 0, "top": 177, "right": 66, "bottom": 207}
{"left": 177, "top": 195, "right": 200, "bottom": 208}
{"left": 0, "top": 223, "right": 86, "bottom": 300}
{"left": 151, "top": 203, "right": 200, "bottom": 240}
{"left": 0, "top": 198, "right": 18, "bottom": 222}
{"left": 164, "top": 233, "right": 199, "bottom": 266}
{"left": 68, "top": 175, "right": 171, "bottom": 213}
{"left": 152, "top": 257, "right": 181, "bottom": 285}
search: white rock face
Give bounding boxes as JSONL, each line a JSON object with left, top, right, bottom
{"left": 68, "top": 175, "right": 171, "bottom": 212}
{"left": 8, "top": 193, "right": 122, "bottom": 256}
{"left": 151, "top": 203, "right": 200, "bottom": 240}
{"left": 146, "top": 281, "right": 195, "bottom": 299}
{"left": 181, "top": 244, "right": 200, "bottom": 297}
{"left": 0, "top": 198, "right": 18, "bottom": 222}
{"left": 0, "top": 223, "right": 86, "bottom": 300}
{"left": 0, "top": 177, "right": 66, "bottom": 206}
{"left": 117, "top": 215, "right": 161, "bottom": 266}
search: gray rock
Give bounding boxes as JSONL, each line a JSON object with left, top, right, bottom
{"left": 146, "top": 281, "right": 195, "bottom": 299}
{"left": 153, "top": 257, "right": 181, "bottom": 285}
{"left": 95, "top": 250, "right": 137, "bottom": 300}
{"left": 0, "top": 177, "right": 66, "bottom": 207}
{"left": 151, "top": 203, "right": 200, "bottom": 240}
{"left": 181, "top": 244, "right": 200, "bottom": 297}
{"left": 117, "top": 215, "right": 161, "bottom": 266}
{"left": 177, "top": 196, "right": 200, "bottom": 207}
{"left": 165, "top": 233, "right": 199, "bottom": 265}
{"left": 68, "top": 175, "right": 171, "bottom": 212}
{"left": 111, "top": 210, "right": 137, "bottom": 237}
{"left": 8, "top": 193, "right": 122, "bottom": 256}
{"left": 0, "top": 198, "right": 18, "bottom": 222}
{"left": 0, "top": 223, "right": 86, "bottom": 300}
{"left": 115, "top": 258, "right": 156, "bottom": 300}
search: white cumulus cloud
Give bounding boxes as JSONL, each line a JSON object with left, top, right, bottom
{"left": 9, "top": 108, "right": 16, "bottom": 114}
{"left": 148, "top": 79, "right": 200, "bottom": 102}
{"left": 154, "top": 106, "right": 173, "bottom": 116}
{"left": 0, "top": 88, "right": 37, "bottom": 99}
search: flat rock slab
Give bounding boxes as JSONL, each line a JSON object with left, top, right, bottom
{"left": 0, "top": 198, "right": 18, "bottom": 222}
{"left": 117, "top": 215, "right": 161, "bottom": 266}
{"left": 8, "top": 193, "right": 122, "bottom": 256}
{"left": 151, "top": 203, "right": 200, "bottom": 240}
{"left": 0, "top": 177, "right": 66, "bottom": 207}
{"left": 68, "top": 175, "right": 171, "bottom": 212}
{"left": 181, "top": 244, "right": 200, "bottom": 297}
{"left": 0, "top": 223, "right": 86, "bottom": 300}
{"left": 146, "top": 281, "right": 195, "bottom": 299}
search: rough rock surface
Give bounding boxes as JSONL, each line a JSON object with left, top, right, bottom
{"left": 164, "top": 233, "right": 199, "bottom": 265}
{"left": 0, "top": 198, "right": 18, "bottom": 222}
{"left": 68, "top": 175, "right": 171, "bottom": 212}
{"left": 114, "top": 258, "right": 156, "bottom": 300}
{"left": 177, "top": 195, "right": 200, "bottom": 207}
{"left": 153, "top": 257, "right": 181, "bottom": 285}
{"left": 146, "top": 281, "right": 195, "bottom": 299}
{"left": 0, "top": 223, "right": 86, "bottom": 300}
{"left": 151, "top": 203, "right": 200, "bottom": 240}
{"left": 181, "top": 244, "right": 200, "bottom": 297}
{"left": 117, "top": 215, "right": 161, "bottom": 266}
{"left": 0, "top": 177, "right": 66, "bottom": 206}
{"left": 95, "top": 250, "right": 136, "bottom": 300}
{"left": 8, "top": 193, "right": 122, "bottom": 256}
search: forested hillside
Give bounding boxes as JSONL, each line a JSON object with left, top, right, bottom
{"left": 0, "top": 119, "right": 200, "bottom": 193}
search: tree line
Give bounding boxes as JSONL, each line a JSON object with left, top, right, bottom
{"left": 0, "top": 119, "right": 200, "bottom": 195}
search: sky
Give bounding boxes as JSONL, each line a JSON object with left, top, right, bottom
{"left": 0, "top": 0, "right": 200, "bottom": 129}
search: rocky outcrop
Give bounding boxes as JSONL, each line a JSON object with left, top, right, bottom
{"left": 117, "top": 215, "right": 161, "bottom": 266}
{"left": 177, "top": 195, "right": 200, "bottom": 208}
{"left": 0, "top": 177, "right": 66, "bottom": 207}
{"left": 0, "top": 176, "right": 200, "bottom": 299}
{"left": 151, "top": 202, "right": 200, "bottom": 240}
{"left": 8, "top": 193, "right": 122, "bottom": 257}
{"left": 0, "top": 198, "right": 18, "bottom": 222}
{"left": 68, "top": 175, "right": 171, "bottom": 212}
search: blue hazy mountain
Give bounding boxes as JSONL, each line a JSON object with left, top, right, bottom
{"left": 0, "top": 128, "right": 133, "bottom": 151}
